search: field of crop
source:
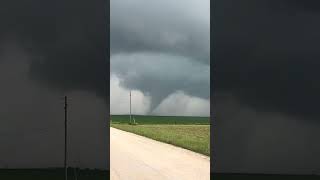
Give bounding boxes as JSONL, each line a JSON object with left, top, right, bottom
{"left": 111, "top": 115, "right": 210, "bottom": 125}
{"left": 111, "top": 115, "right": 210, "bottom": 156}
{"left": 0, "top": 168, "right": 108, "bottom": 180}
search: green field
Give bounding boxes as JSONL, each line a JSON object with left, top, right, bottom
{"left": 0, "top": 168, "right": 108, "bottom": 180}
{"left": 111, "top": 115, "right": 210, "bottom": 156}
{"left": 111, "top": 115, "right": 210, "bottom": 125}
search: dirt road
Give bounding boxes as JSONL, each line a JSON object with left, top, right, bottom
{"left": 110, "top": 127, "right": 210, "bottom": 180}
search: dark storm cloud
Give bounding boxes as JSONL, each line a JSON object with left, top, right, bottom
{"left": 214, "top": 0, "right": 320, "bottom": 121}
{"left": 213, "top": 95, "right": 320, "bottom": 174}
{"left": 111, "top": 0, "right": 209, "bottom": 64}
{"left": 0, "top": 39, "right": 108, "bottom": 169}
{"left": 111, "top": 54, "right": 209, "bottom": 110}
{"left": 0, "top": 0, "right": 108, "bottom": 98}
{"left": 213, "top": 0, "right": 320, "bottom": 174}
{"left": 0, "top": 0, "right": 109, "bottom": 169}
{"left": 111, "top": 0, "right": 210, "bottom": 111}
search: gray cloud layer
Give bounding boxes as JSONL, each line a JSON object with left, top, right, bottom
{"left": 213, "top": 0, "right": 320, "bottom": 174}
{"left": 111, "top": 53, "right": 209, "bottom": 111}
{"left": 0, "top": 0, "right": 108, "bottom": 98}
{"left": 0, "top": 0, "right": 109, "bottom": 169}
{"left": 214, "top": 0, "right": 320, "bottom": 120}
{"left": 111, "top": 0, "right": 209, "bottom": 63}
{"left": 111, "top": 0, "right": 210, "bottom": 113}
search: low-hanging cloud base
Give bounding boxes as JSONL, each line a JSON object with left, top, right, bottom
{"left": 110, "top": 0, "right": 210, "bottom": 117}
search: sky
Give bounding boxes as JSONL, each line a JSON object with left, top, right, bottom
{"left": 0, "top": 0, "right": 109, "bottom": 169}
{"left": 213, "top": 0, "right": 320, "bottom": 174}
{"left": 110, "top": 0, "right": 210, "bottom": 116}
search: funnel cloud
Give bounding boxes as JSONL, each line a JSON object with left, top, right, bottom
{"left": 111, "top": 0, "right": 210, "bottom": 116}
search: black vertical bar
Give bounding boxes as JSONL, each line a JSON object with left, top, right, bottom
{"left": 64, "top": 95, "right": 68, "bottom": 180}
{"left": 130, "top": 91, "right": 132, "bottom": 124}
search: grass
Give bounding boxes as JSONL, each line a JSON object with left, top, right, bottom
{"left": 111, "top": 115, "right": 210, "bottom": 125}
{"left": 0, "top": 168, "right": 108, "bottom": 180}
{"left": 111, "top": 115, "right": 210, "bottom": 156}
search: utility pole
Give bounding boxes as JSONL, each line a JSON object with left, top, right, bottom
{"left": 64, "top": 96, "right": 68, "bottom": 180}
{"left": 130, "top": 91, "right": 132, "bottom": 124}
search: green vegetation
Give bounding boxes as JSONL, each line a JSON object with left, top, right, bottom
{"left": 111, "top": 115, "right": 210, "bottom": 156}
{"left": 0, "top": 168, "right": 108, "bottom": 180}
{"left": 111, "top": 115, "right": 209, "bottom": 125}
